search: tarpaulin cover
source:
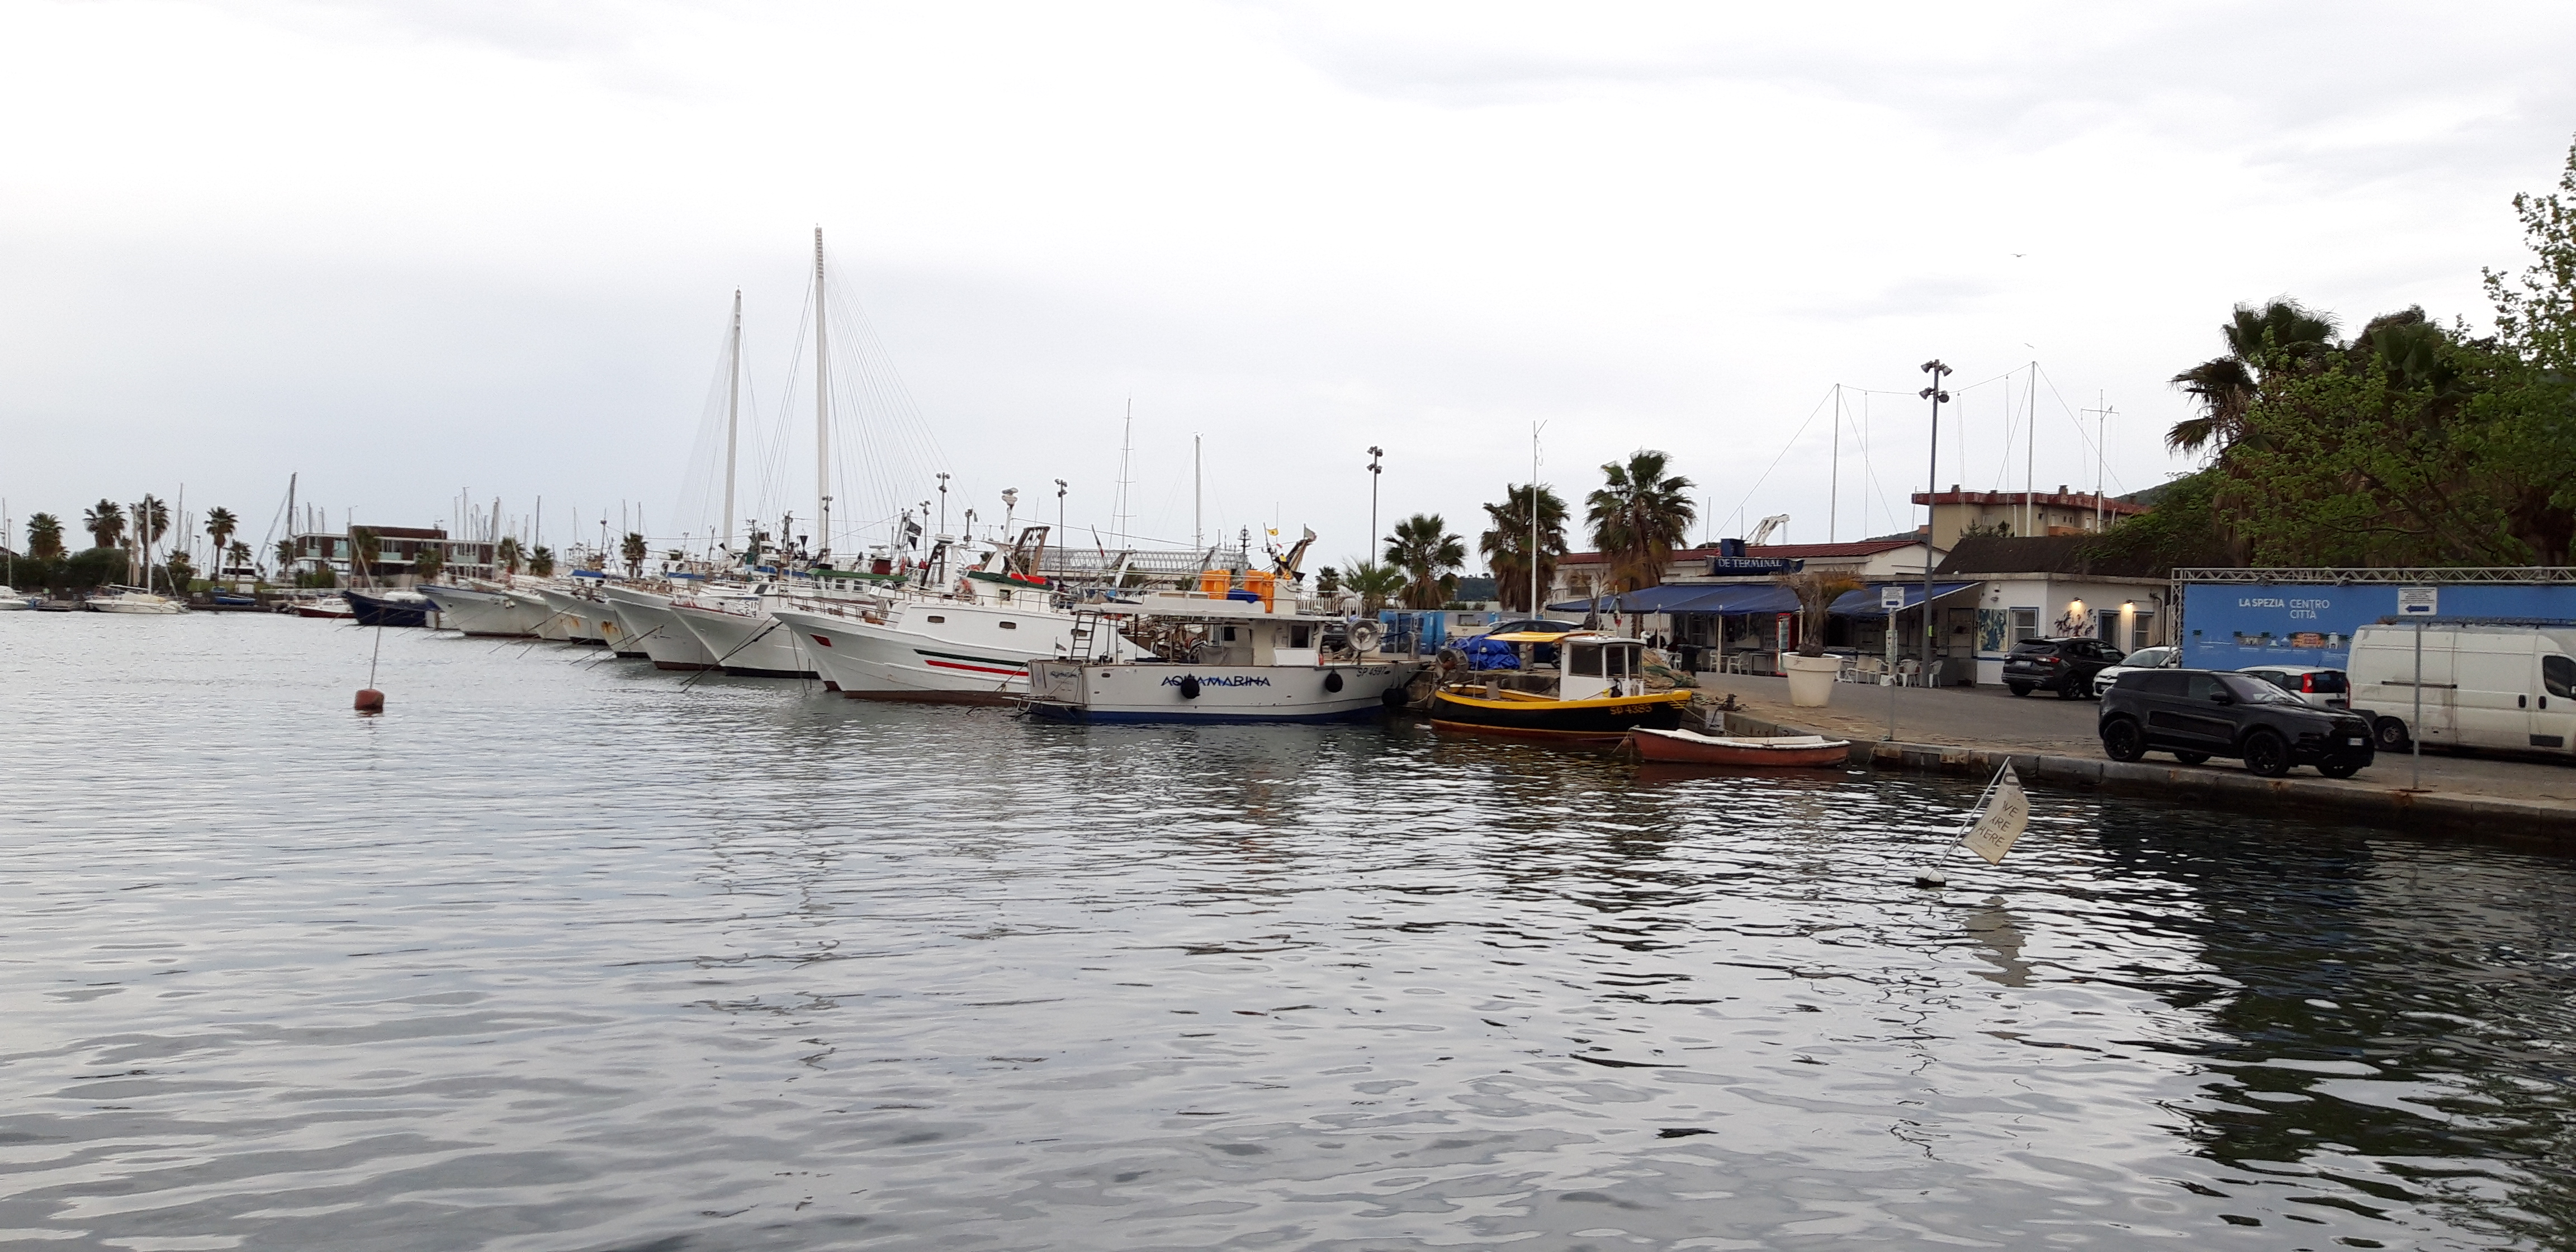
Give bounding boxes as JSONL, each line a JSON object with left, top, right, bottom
{"left": 1546, "top": 584, "right": 1803, "bottom": 615}
{"left": 1458, "top": 635, "right": 1521, "bottom": 670}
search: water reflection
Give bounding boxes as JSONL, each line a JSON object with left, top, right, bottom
{"left": 0, "top": 615, "right": 2572, "bottom": 1249}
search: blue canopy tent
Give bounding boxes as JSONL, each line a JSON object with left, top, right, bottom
{"left": 1545, "top": 584, "right": 1803, "bottom": 616}
{"left": 1827, "top": 581, "right": 1979, "bottom": 615}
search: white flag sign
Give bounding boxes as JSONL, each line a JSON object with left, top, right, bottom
{"left": 1961, "top": 765, "right": 2030, "bottom": 865}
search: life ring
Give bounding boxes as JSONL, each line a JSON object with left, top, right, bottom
{"left": 1347, "top": 620, "right": 1382, "bottom": 652}
{"left": 1324, "top": 671, "right": 1344, "bottom": 693}
{"left": 1179, "top": 675, "right": 1201, "bottom": 699}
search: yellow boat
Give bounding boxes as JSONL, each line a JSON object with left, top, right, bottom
{"left": 1429, "top": 630, "right": 1693, "bottom": 742}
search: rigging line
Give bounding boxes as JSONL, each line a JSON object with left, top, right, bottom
{"left": 2032, "top": 364, "right": 2132, "bottom": 496}
{"left": 1849, "top": 390, "right": 1900, "bottom": 539}
{"left": 1726, "top": 387, "right": 1836, "bottom": 532}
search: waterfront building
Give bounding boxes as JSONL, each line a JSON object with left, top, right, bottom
{"left": 1934, "top": 535, "right": 2174, "bottom": 687}
{"left": 285, "top": 527, "right": 499, "bottom": 585}
{"left": 1910, "top": 486, "right": 2147, "bottom": 551}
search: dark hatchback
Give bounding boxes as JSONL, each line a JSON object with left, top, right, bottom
{"left": 2003, "top": 637, "right": 2124, "bottom": 698}
{"left": 2098, "top": 669, "right": 2375, "bottom": 779}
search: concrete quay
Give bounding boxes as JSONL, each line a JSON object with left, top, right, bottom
{"left": 1693, "top": 672, "right": 2576, "bottom": 842}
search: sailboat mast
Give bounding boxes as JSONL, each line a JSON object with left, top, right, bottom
{"left": 813, "top": 229, "right": 831, "bottom": 562}
{"left": 723, "top": 288, "right": 741, "bottom": 559}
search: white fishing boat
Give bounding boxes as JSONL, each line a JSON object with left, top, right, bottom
{"left": 773, "top": 528, "right": 1110, "bottom": 702}
{"left": 668, "top": 587, "right": 817, "bottom": 678}
{"left": 0, "top": 585, "right": 32, "bottom": 611}
{"left": 595, "top": 583, "right": 719, "bottom": 671}
{"left": 503, "top": 587, "right": 572, "bottom": 640}
{"left": 418, "top": 582, "right": 548, "bottom": 638}
{"left": 89, "top": 586, "right": 188, "bottom": 615}
{"left": 1024, "top": 591, "right": 1414, "bottom": 723}
{"left": 533, "top": 584, "right": 618, "bottom": 647}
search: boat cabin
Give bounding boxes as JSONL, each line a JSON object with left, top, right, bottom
{"left": 1471, "top": 630, "right": 1649, "bottom": 700}
{"left": 1086, "top": 590, "right": 1339, "bottom": 666}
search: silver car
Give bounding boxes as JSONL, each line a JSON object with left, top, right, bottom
{"left": 2090, "top": 645, "right": 2179, "bottom": 696}
{"left": 2236, "top": 664, "right": 2351, "bottom": 709}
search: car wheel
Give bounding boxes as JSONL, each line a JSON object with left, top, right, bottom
{"left": 2373, "top": 716, "right": 2412, "bottom": 752}
{"left": 2241, "top": 729, "right": 2291, "bottom": 778}
{"left": 2101, "top": 718, "right": 2146, "bottom": 762}
{"left": 2007, "top": 684, "right": 2033, "bottom": 697}
{"left": 2318, "top": 757, "right": 2365, "bottom": 780}
{"left": 2055, "top": 680, "right": 2081, "bottom": 699}
{"left": 2172, "top": 751, "right": 2210, "bottom": 765}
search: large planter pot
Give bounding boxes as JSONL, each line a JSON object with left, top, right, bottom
{"left": 1782, "top": 653, "right": 1842, "bottom": 707}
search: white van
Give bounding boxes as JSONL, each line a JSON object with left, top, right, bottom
{"left": 2347, "top": 620, "right": 2576, "bottom": 754}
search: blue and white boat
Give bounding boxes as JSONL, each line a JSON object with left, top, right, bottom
{"left": 1022, "top": 591, "right": 1415, "bottom": 724}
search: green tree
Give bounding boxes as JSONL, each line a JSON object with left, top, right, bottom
{"left": 2488, "top": 132, "right": 2576, "bottom": 373}
{"left": 226, "top": 540, "right": 252, "bottom": 575}
{"left": 137, "top": 495, "right": 170, "bottom": 548}
{"left": 414, "top": 543, "right": 444, "bottom": 584}
{"left": 496, "top": 535, "right": 523, "bottom": 576}
{"left": 1315, "top": 566, "right": 1341, "bottom": 595}
{"left": 1383, "top": 514, "right": 1464, "bottom": 610}
{"left": 349, "top": 527, "right": 381, "bottom": 585}
{"left": 528, "top": 545, "right": 556, "bottom": 577}
{"left": 621, "top": 531, "right": 647, "bottom": 578}
{"left": 25, "top": 513, "right": 64, "bottom": 560}
{"left": 1478, "top": 483, "right": 1569, "bottom": 614}
{"left": 83, "top": 499, "right": 125, "bottom": 549}
{"left": 203, "top": 507, "right": 237, "bottom": 568}
{"left": 273, "top": 537, "right": 296, "bottom": 574}
{"left": 1585, "top": 450, "right": 1696, "bottom": 593}
{"left": 1341, "top": 559, "right": 1407, "bottom": 616}
{"left": 2166, "top": 299, "right": 2341, "bottom": 456}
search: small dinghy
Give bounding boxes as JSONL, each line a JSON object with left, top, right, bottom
{"left": 1626, "top": 726, "right": 1850, "bottom": 767}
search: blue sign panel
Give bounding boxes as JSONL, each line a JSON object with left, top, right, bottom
{"left": 2181, "top": 581, "right": 2576, "bottom": 670}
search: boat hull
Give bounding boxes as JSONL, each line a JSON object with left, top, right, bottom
{"left": 1626, "top": 727, "right": 1851, "bottom": 767}
{"left": 418, "top": 584, "right": 545, "bottom": 637}
{"left": 775, "top": 604, "right": 1090, "bottom": 704}
{"left": 596, "top": 587, "right": 717, "bottom": 671}
{"left": 533, "top": 589, "right": 614, "bottom": 646}
{"left": 89, "top": 595, "right": 188, "bottom": 615}
{"left": 346, "top": 590, "right": 436, "bottom": 628}
{"left": 293, "top": 600, "right": 353, "bottom": 619}
{"left": 1429, "top": 687, "right": 1692, "bottom": 742}
{"left": 669, "top": 600, "right": 815, "bottom": 679}
{"left": 1024, "top": 661, "right": 1412, "bottom": 723}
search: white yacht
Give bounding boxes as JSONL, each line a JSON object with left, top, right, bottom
{"left": 533, "top": 582, "right": 621, "bottom": 648}
{"left": 667, "top": 585, "right": 819, "bottom": 679}
{"left": 0, "top": 586, "right": 32, "bottom": 611}
{"left": 774, "top": 528, "right": 1110, "bottom": 703}
{"left": 89, "top": 586, "right": 188, "bottom": 615}
{"left": 1024, "top": 591, "right": 1413, "bottom": 723}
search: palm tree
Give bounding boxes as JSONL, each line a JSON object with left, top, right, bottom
{"left": 413, "top": 543, "right": 444, "bottom": 584}
{"left": 1478, "top": 483, "right": 1568, "bottom": 613}
{"left": 621, "top": 532, "right": 648, "bottom": 578}
{"left": 1341, "top": 559, "right": 1407, "bottom": 616}
{"left": 1585, "top": 450, "right": 1697, "bottom": 593}
{"left": 496, "top": 535, "right": 523, "bottom": 576}
{"left": 528, "top": 545, "right": 556, "bottom": 577}
{"left": 227, "top": 540, "right": 252, "bottom": 575}
{"left": 203, "top": 507, "right": 238, "bottom": 568}
{"left": 349, "top": 526, "right": 380, "bottom": 585}
{"left": 136, "top": 495, "right": 170, "bottom": 548}
{"left": 2167, "top": 298, "right": 2341, "bottom": 455}
{"left": 273, "top": 537, "right": 297, "bottom": 575}
{"left": 83, "top": 500, "right": 125, "bottom": 549}
{"left": 26, "top": 513, "right": 64, "bottom": 559}
{"left": 1383, "top": 514, "right": 1465, "bottom": 610}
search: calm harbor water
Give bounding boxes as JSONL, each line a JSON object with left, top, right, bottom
{"left": 3, "top": 614, "right": 2573, "bottom": 1250}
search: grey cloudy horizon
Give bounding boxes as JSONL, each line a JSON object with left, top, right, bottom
{"left": 4, "top": 0, "right": 2573, "bottom": 567}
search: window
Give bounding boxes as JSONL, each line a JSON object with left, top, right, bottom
{"left": 2009, "top": 608, "right": 2038, "bottom": 644}
{"left": 2130, "top": 609, "right": 2156, "bottom": 653}
{"left": 998, "top": 620, "right": 1017, "bottom": 629}
{"left": 2139, "top": 672, "right": 2187, "bottom": 696}
{"left": 2184, "top": 673, "right": 2227, "bottom": 702}
{"left": 1222, "top": 626, "right": 1237, "bottom": 642}
{"left": 925, "top": 615, "right": 945, "bottom": 623}
{"left": 1569, "top": 643, "right": 1603, "bottom": 676}
{"left": 2547, "top": 654, "right": 2576, "bottom": 700}
{"left": 2095, "top": 613, "right": 2118, "bottom": 643}
{"left": 1289, "top": 623, "right": 1312, "bottom": 648}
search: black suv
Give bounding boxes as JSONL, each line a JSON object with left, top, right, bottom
{"left": 2098, "top": 669, "right": 2375, "bottom": 778}
{"left": 2004, "top": 637, "right": 2124, "bottom": 699}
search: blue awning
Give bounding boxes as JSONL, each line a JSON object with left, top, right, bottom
{"left": 1827, "top": 581, "right": 1978, "bottom": 616}
{"left": 1547, "top": 584, "right": 1803, "bottom": 615}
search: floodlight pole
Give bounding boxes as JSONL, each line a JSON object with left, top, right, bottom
{"left": 1367, "top": 446, "right": 1384, "bottom": 566}
{"left": 1919, "top": 360, "right": 1952, "bottom": 685}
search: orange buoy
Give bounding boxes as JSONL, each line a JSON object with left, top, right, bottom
{"left": 354, "top": 688, "right": 386, "bottom": 713}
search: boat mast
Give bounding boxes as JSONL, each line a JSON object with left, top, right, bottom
{"left": 724, "top": 288, "right": 741, "bottom": 561}
{"left": 1192, "top": 433, "right": 1202, "bottom": 554}
{"left": 813, "top": 229, "right": 831, "bottom": 565}
{"left": 2024, "top": 362, "right": 2036, "bottom": 537}
{"left": 1829, "top": 385, "right": 1840, "bottom": 543}
{"left": 1530, "top": 422, "right": 1542, "bottom": 615}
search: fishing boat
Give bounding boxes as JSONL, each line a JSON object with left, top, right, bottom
{"left": 88, "top": 586, "right": 188, "bottom": 615}
{"left": 418, "top": 582, "right": 548, "bottom": 638}
{"left": 667, "top": 587, "right": 818, "bottom": 678}
{"left": 1023, "top": 591, "right": 1413, "bottom": 723}
{"left": 0, "top": 585, "right": 32, "bottom": 611}
{"left": 595, "top": 583, "right": 720, "bottom": 671}
{"left": 1626, "top": 727, "right": 1850, "bottom": 767}
{"left": 346, "top": 589, "right": 438, "bottom": 628}
{"left": 775, "top": 528, "right": 1112, "bottom": 702}
{"left": 294, "top": 595, "right": 356, "bottom": 620}
{"left": 532, "top": 585, "right": 617, "bottom": 646}
{"left": 1427, "top": 629, "right": 1692, "bottom": 742}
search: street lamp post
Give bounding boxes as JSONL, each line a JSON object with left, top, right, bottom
{"left": 1054, "top": 479, "right": 1068, "bottom": 578}
{"left": 936, "top": 472, "right": 951, "bottom": 537}
{"left": 1367, "top": 446, "right": 1385, "bottom": 568}
{"left": 1919, "top": 360, "right": 1952, "bottom": 684}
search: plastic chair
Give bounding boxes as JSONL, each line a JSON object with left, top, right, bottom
{"left": 1895, "top": 658, "right": 1922, "bottom": 687}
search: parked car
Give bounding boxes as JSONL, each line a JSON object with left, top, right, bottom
{"left": 2236, "top": 664, "right": 2350, "bottom": 710}
{"left": 2349, "top": 620, "right": 2576, "bottom": 753}
{"left": 2090, "top": 644, "right": 2181, "bottom": 697}
{"left": 2099, "top": 669, "right": 2375, "bottom": 777}
{"left": 1479, "top": 619, "right": 1583, "bottom": 637}
{"left": 2004, "top": 637, "right": 2125, "bottom": 698}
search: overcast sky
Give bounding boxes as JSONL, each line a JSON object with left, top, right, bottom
{"left": 5, "top": 1, "right": 2574, "bottom": 568}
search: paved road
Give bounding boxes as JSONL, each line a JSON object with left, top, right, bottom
{"left": 1697, "top": 672, "right": 2576, "bottom": 805}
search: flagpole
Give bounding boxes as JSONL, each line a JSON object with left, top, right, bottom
{"left": 1913, "top": 761, "right": 2012, "bottom": 888}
